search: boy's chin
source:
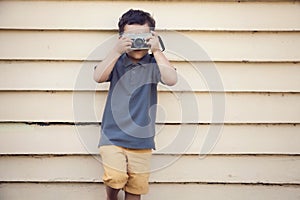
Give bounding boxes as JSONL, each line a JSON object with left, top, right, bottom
{"left": 127, "top": 49, "right": 148, "bottom": 60}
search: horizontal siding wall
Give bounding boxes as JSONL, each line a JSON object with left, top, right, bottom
{"left": 1, "top": 124, "right": 300, "bottom": 155}
{"left": 1, "top": 155, "right": 300, "bottom": 184}
{"left": 0, "top": 0, "right": 300, "bottom": 200}
{"left": 1, "top": 61, "right": 300, "bottom": 92}
{"left": 1, "top": 0, "right": 300, "bottom": 31}
{"left": 1, "top": 30, "right": 300, "bottom": 61}
{"left": 0, "top": 91, "right": 300, "bottom": 123}
{"left": 1, "top": 183, "right": 300, "bottom": 200}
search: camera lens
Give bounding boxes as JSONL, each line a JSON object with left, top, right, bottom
{"left": 134, "top": 38, "right": 145, "bottom": 48}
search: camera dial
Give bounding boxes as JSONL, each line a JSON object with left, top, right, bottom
{"left": 133, "top": 38, "right": 146, "bottom": 49}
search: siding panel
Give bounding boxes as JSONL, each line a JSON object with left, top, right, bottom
{"left": 1, "top": 30, "right": 300, "bottom": 61}
{"left": 1, "top": 155, "right": 300, "bottom": 184}
{"left": 1, "top": 183, "right": 300, "bottom": 200}
{"left": 1, "top": 61, "right": 300, "bottom": 92}
{"left": 0, "top": 92, "right": 299, "bottom": 123}
{"left": 1, "top": 124, "right": 299, "bottom": 155}
{"left": 1, "top": 1, "right": 299, "bottom": 31}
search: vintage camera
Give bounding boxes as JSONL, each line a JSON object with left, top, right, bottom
{"left": 123, "top": 33, "right": 151, "bottom": 50}
{"left": 123, "top": 33, "right": 165, "bottom": 51}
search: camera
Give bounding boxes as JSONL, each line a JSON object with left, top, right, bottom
{"left": 123, "top": 33, "right": 152, "bottom": 50}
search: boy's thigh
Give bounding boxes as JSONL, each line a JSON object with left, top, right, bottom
{"left": 124, "top": 148, "right": 152, "bottom": 195}
{"left": 99, "top": 145, "right": 128, "bottom": 189}
{"left": 125, "top": 148, "right": 152, "bottom": 173}
{"left": 99, "top": 146, "right": 152, "bottom": 173}
{"left": 99, "top": 146, "right": 152, "bottom": 194}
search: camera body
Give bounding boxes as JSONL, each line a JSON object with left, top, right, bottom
{"left": 124, "top": 33, "right": 151, "bottom": 50}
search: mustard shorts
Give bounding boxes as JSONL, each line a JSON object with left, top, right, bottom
{"left": 99, "top": 145, "right": 152, "bottom": 195}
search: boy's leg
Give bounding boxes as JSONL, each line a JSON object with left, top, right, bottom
{"left": 106, "top": 186, "right": 120, "bottom": 200}
{"left": 124, "top": 149, "right": 152, "bottom": 196}
{"left": 125, "top": 192, "right": 141, "bottom": 200}
{"left": 100, "top": 146, "right": 128, "bottom": 199}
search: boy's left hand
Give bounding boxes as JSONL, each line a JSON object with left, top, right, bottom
{"left": 146, "top": 31, "right": 160, "bottom": 53}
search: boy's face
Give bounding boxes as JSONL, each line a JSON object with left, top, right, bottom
{"left": 123, "top": 23, "right": 151, "bottom": 62}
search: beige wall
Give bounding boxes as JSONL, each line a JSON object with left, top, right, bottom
{"left": 0, "top": 0, "right": 300, "bottom": 199}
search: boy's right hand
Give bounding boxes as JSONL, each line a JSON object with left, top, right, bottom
{"left": 113, "top": 36, "right": 133, "bottom": 54}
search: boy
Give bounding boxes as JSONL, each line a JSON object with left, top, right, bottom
{"left": 94, "top": 9, "right": 177, "bottom": 200}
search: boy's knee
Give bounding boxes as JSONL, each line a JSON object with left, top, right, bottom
{"left": 103, "top": 169, "right": 129, "bottom": 189}
{"left": 125, "top": 173, "right": 150, "bottom": 195}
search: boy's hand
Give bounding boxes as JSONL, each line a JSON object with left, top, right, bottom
{"left": 113, "top": 36, "right": 133, "bottom": 54}
{"left": 146, "top": 31, "right": 160, "bottom": 53}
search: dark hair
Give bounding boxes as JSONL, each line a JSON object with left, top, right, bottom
{"left": 118, "top": 9, "right": 155, "bottom": 34}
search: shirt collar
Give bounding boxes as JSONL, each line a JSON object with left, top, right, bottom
{"left": 122, "top": 53, "right": 151, "bottom": 68}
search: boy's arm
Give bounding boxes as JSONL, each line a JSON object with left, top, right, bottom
{"left": 148, "top": 31, "right": 177, "bottom": 86}
{"left": 153, "top": 50, "right": 177, "bottom": 86}
{"left": 93, "top": 37, "right": 132, "bottom": 83}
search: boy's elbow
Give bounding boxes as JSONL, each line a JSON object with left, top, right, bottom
{"left": 93, "top": 74, "right": 100, "bottom": 83}
{"left": 93, "top": 74, "right": 106, "bottom": 83}
{"left": 163, "top": 75, "right": 178, "bottom": 86}
{"left": 166, "top": 78, "right": 177, "bottom": 86}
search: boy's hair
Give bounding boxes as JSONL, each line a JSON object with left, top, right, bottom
{"left": 118, "top": 9, "right": 155, "bottom": 34}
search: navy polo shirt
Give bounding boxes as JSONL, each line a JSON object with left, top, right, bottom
{"left": 98, "top": 53, "right": 161, "bottom": 149}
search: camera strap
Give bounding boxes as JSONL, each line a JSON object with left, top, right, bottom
{"left": 158, "top": 36, "right": 165, "bottom": 52}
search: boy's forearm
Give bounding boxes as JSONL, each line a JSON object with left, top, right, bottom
{"left": 93, "top": 50, "right": 122, "bottom": 83}
{"left": 153, "top": 50, "right": 177, "bottom": 86}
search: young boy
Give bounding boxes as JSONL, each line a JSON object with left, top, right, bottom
{"left": 94, "top": 9, "right": 177, "bottom": 200}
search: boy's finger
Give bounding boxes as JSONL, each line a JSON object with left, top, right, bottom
{"left": 151, "top": 31, "right": 159, "bottom": 37}
{"left": 120, "top": 36, "right": 130, "bottom": 41}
